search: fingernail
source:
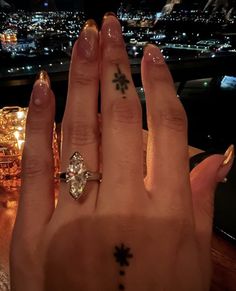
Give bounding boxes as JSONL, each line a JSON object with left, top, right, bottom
{"left": 82, "top": 18, "right": 98, "bottom": 31}
{"left": 36, "top": 70, "right": 51, "bottom": 88}
{"left": 101, "top": 12, "right": 123, "bottom": 44}
{"left": 217, "top": 145, "right": 235, "bottom": 183}
{"left": 103, "top": 11, "right": 117, "bottom": 21}
{"left": 144, "top": 44, "right": 165, "bottom": 65}
{"left": 77, "top": 19, "right": 98, "bottom": 60}
{"left": 222, "top": 145, "right": 234, "bottom": 166}
{"left": 32, "top": 71, "right": 51, "bottom": 107}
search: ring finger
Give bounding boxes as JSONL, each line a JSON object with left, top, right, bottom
{"left": 59, "top": 20, "right": 100, "bottom": 211}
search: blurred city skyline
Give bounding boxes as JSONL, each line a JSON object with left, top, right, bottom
{"left": 0, "top": 0, "right": 235, "bottom": 25}
{"left": 1, "top": 0, "right": 212, "bottom": 11}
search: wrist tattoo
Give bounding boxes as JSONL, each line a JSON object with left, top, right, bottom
{"left": 112, "top": 64, "right": 130, "bottom": 98}
{"left": 114, "top": 244, "right": 133, "bottom": 290}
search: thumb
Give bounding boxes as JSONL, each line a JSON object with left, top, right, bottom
{"left": 190, "top": 145, "right": 234, "bottom": 248}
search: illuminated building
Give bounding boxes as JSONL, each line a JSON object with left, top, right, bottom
{"left": 0, "top": 30, "right": 17, "bottom": 43}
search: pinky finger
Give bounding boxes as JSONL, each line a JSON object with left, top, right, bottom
{"left": 16, "top": 71, "right": 55, "bottom": 232}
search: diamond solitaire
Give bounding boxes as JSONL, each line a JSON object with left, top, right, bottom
{"left": 60, "top": 152, "right": 102, "bottom": 200}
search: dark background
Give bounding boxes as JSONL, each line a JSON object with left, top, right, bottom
{"left": 6, "top": 0, "right": 207, "bottom": 11}
{"left": 1, "top": 1, "right": 210, "bottom": 26}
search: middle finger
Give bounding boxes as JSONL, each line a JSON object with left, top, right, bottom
{"left": 99, "top": 14, "right": 145, "bottom": 208}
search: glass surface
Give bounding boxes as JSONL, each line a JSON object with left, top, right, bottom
{"left": 0, "top": 106, "right": 59, "bottom": 199}
{"left": 0, "top": 265, "right": 10, "bottom": 291}
{"left": 0, "top": 107, "right": 27, "bottom": 185}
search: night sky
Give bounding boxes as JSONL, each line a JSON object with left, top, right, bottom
{"left": 7, "top": 0, "right": 208, "bottom": 10}
{"left": 4, "top": 0, "right": 235, "bottom": 17}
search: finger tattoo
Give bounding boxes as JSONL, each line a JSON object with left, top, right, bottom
{"left": 112, "top": 65, "right": 130, "bottom": 98}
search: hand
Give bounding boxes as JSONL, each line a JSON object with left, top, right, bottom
{"left": 10, "top": 15, "right": 234, "bottom": 291}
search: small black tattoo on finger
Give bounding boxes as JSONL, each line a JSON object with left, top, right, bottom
{"left": 112, "top": 64, "right": 130, "bottom": 95}
{"left": 119, "top": 284, "right": 125, "bottom": 290}
{"left": 120, "top": 270, "right": 125, "bottom": 276}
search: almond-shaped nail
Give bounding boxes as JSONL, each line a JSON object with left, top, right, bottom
{"left": 222, "top": 144, "right": 234, "bottom": 166}
{"left": 36, "top": 70, "right": 51, "bottom": 88}
{"left": 101, "top": 12, "right": 123, "bottom": 44}
{"left": 77, "top": 19, "right": 98, "bottom": 60}
{"left": 81, "top": 18, "right": 98, "bottom": 31}
{"left": 217, "top": 145, "right": 234, "bottom": 183}
{"left": 103, "top": 11, "right": 117, "bottom": 21}
{"left": 144, "top": 44, "right": 165, "bottom": 65}
{"left": 32, "top": 71, "right": 51, "bottom": 107}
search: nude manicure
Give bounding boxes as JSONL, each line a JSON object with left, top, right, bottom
{"left": 144, "top": 44, "right": 165, "bottom": 65}
{"left": 103, "top": 12, "right": 117, "bottom": 20}
{"left": 77, "top": 19, "right": 98, "bottom": 60}
{"left": 101, "top": 13, "right": 123, "bottom": 44}
{"left": 222, "top": 144, "right": 234, "bottom": 166}
{"left": 37, "top": 70, "right": 51, "bottom": 88}
{"left": 32, "top": 70, "right": 50, "bottom": 106}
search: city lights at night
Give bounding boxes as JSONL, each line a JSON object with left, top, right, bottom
{"left": 0, "top": 1, "right": 236, "bottom": 78}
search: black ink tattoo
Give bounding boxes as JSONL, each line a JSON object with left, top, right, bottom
{"left": 112, "top": 65, "right": 130, "bottom": 95}
{"left": 114, "top": 243, "right": 133, "bottom": 267}
{"left": 114, "top": 244, "right": 133, "bottom": 290}
{"left": 119, "top": 284, "right": 125, "bottom": 290}
{"left": 120, "top": 270, "right": 125, "bottom": 276}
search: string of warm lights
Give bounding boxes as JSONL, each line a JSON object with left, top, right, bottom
{"left": 0, "top": 107, "right": 59, "bottom": 187}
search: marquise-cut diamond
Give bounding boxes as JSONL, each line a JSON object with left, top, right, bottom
{"left": 65, "top": 152, "right": 88, "bottom": 200}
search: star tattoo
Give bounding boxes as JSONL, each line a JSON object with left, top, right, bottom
{"left": 114, "top": 244, "right": 133, "bottom": 267}
{"left": 112, "top": 65, "right": 130, "bottom": 94}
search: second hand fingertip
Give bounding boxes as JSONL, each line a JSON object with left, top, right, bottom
{"left": 143, "top": 44, "right": 165, "bottom": 65}
{"left": 222, "top": 144, "right": 234, "bottom": 166}
{"left": 216, "top": 145, "right": 235, "bottom": 183}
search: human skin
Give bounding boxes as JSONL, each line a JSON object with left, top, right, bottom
{"left": 10, "top": 15, "right": 234, "bottom": 291}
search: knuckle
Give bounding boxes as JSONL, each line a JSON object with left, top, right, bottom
{"left": 157, "top": 106, "right": 187, "bottom": 133}
{"left": 106, "top": 55, "right": 124, "bottom": 66}
{"left": 70, "top": 71, "right": 97, "bottom": 87}
{"left": 112, "top": 98, "right": 142, "bottom": 125}
{"left": 27, "top": 118, "right": 47, "bottom": 135}
{"left": 65, "top": 121, "right": 98, "bottom": 146}
{"left": 22, "top": 151, "right": 53, "bottom": 179}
